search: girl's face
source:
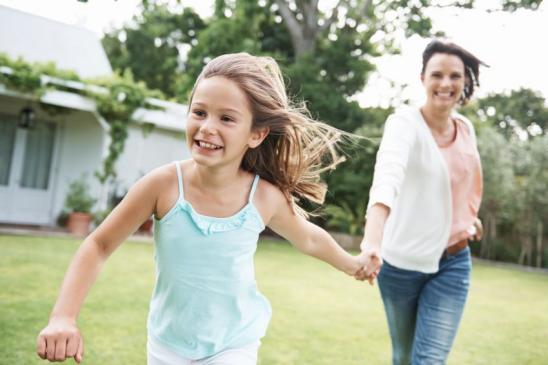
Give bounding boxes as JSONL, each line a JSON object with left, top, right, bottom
{"left": 421, "top": 53, "right": 465, "bottom": 111}
{"left": 187, "top": 76, "right": 267, "bottom": 169}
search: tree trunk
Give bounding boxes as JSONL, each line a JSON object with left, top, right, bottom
{"left": 480, "top": 213, "right": 489, "bottom": 258}
{"left": 519, "top": 234, "right": 533, "bottom": 266}
{"left": 275, "top": 0, "right": 319, "bottom": 57}
{"left": 537, "top": 220, "right": 544, "bottom": 268}
{"left": 488, "top": 214, "right": 497, "bottom": 259}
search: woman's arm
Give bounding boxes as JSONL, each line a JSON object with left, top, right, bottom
{"left": 356, "top": 112, "right": 416, "bottom": 284}
{"left": 36, "top": 168, "right": 166, "bottom": 363}
{"left": 356, "top": 203, "right": 390, "bottom": 284}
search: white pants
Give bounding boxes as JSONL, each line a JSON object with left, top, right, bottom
{"left": 147, "top": 338, "right": 261, "bottom": 365}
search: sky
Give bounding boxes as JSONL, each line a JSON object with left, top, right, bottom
{"left": 0, "top": 0, "right": 546, "bottom": 108}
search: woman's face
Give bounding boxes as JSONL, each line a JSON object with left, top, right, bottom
{"left": 421, "top": 53, "right": 465, "bottom": 110}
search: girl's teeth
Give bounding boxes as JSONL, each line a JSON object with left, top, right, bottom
{"left": 198, "top": 141, "right": 220, "bottom": 149}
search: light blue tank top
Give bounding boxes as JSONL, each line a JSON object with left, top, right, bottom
{"left": 148, "top": 162, "right": 272, "bottom": 360}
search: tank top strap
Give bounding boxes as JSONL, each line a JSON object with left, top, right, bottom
{"left": 174, "top": 161, "right": 185, "bottom": 202}
{"left": 248, "top": 175, "right": 260, "bottom": 203}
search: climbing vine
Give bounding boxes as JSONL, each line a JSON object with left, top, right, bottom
{"left": 0, "top": 52, "right": 164, "bottom": 184}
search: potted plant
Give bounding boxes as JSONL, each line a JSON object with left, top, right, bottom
{"left": 64, "top": 178, "right": 96, "bottom": 236}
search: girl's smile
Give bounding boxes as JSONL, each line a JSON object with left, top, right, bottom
{"left": 194, "top": 139, "right": 223, "bottom": 151}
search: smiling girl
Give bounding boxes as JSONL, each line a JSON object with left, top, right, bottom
{"left": 36, "top": 53, "right": 366, "bottom": 365}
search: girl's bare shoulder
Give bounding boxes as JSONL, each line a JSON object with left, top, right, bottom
{"left": 255, "top": 177, "right": 284, "bottom": 202}
{"left": 253, "top": 177, "right": 288, "bottom": 222}
{"left": 144, "top": 161, "right": 190, "bottom": 218}
{"left": 142, "top": 162, "right": 178, "bottom": 189}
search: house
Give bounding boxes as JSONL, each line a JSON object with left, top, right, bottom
{"left": 0, "top": 5, "right": 189, "bottom": 227}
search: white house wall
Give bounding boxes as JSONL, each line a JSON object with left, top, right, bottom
{"left": 0, "top": 5, "right": 112, "bottom": 78}
{"left": 114, "top": 124, "right": 189, "bottom": 195}
{"left": 51, "top": 110, "right": 104, "bottom": 224}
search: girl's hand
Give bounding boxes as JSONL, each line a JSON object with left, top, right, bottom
{"left": 355, "top": 242, "right": 383, "bottom": 285}
{"left": 343, "top": 255, "right": 368, "bottom": 277}
{"left": 36, "top": 317, "right": 84, "bottom": 363}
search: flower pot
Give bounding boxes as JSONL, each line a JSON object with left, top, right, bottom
{"left": 66, "top": 212, "right": 93, "bottom": 236}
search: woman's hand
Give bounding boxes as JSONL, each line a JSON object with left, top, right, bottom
{"left": 36, "top": 317, "right": 84, "bottom": 363}
{"left": 472, "top": 217, "right": 483, "bottom": 241}
{"left": 355, "top": 241, "right": 383, "bottom": 285}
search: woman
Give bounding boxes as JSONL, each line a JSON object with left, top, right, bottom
{"left": 357, "top": 40, "right": 486, "bottom": 364}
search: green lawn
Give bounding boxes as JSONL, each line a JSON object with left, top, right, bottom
{"left": 1, "top": 235, "right": 547, "bottom": 365}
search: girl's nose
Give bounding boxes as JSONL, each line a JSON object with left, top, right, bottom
{"left": 199, "top": 117, "right": 217, "bottom": 135}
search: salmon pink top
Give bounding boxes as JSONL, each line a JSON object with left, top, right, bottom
{"left": 438, "top": 119, "right": 483, "bottom": 247}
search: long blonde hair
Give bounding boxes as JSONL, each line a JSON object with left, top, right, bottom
{"left": 189, "top": 53, "right": 345, "bottom": 217}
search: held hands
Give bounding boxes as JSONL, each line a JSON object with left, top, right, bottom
{"left": 36, "top": 317, "right": 84, "bottom": 363}
{"left": 354, "top": 242, "right": 383, "bottom": 285}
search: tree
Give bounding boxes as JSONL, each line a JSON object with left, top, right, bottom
{"left": 472, "top": 88, "right": 548, "bottom": 140}
{"left": 323, "top": 107, "right": 392, "bottom": 233}
{"left": 100, "top": 0, "right": 545, "bottom": 237}
{"left": 475, "top": 125, "right": 516, "bottom": 259}
{"left": 528, "top": 135, "right": 548, "bottom": 267}
{"left": 511, "top": 135, "right": 548, "bottom": 266}
{"left": 102, "top": 3, "right": 205, "bottom": 97}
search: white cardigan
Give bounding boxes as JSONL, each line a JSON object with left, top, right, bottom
{"left": 366, "top": 106, "right": 477, "bottom": 273}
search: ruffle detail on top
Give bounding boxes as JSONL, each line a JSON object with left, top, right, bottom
{"left": 180, "top": 201, "right": 265, "bottom": 236}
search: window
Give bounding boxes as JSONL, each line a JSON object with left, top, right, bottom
{"left": 0, "top": 116, "right": 17, "bottom": 186}
{"left": 20, "top": 121, "right": 56, "bottom": 190}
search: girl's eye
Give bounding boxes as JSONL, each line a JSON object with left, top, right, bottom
{"left": 192, "top": 109, "right": 206, "bottom": 117}
{"left": 221, "top": 115, "right": 234, "bottom": 122}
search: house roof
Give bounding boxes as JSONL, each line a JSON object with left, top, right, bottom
{"left": 0, "top": 5, "right": 112, "bottom": 78}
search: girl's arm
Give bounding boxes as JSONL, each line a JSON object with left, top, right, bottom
{"left": 265, "top": 187, "right": 364, "bottom": 276}
{"left": 36, "top": 168, "right": 167, "bottom": 363}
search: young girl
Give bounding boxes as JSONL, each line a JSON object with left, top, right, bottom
{"left": 36, "top": 53, "right": 366, "bottom": 364}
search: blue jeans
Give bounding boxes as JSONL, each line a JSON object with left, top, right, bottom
{"left": 378, "top": 247, "right": 471, "bottom": 365}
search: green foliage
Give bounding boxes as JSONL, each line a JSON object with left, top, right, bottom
{"left": 0, "top": 53, "right": 46, "bottom": 96}
{"left": 501, "top": 0, "right": 544, "bottom": 11}
{"left": 475, "top": 125, "right": 516, "bottom": 222}
{"left": 64, "top": 177, "right": 96, "bottom": 213}
{"left": 177, "top": 1, "right": 268, "bottom": 98}
{"left": 320, "top": 107, "right": 391, "bottom": 233}
{"left": 469, "top": 88, "right": 548, "bottom": 139}
{"left": 102, "top": 4, "right": 205, "bottom": 98}
{"left": 98, "top": 0, "right": 545, "bottom": 241}
{"left": 464, "top": 88, "right": 547, "bottom": 265}
{"left": 323, "top": 202, "right": 365, "bottom": 236}
{"left": 0, "top": 53, "right": 81, "bottom": 96}
{"left": 87, "top": 71, "right": 161, "bottom": 183}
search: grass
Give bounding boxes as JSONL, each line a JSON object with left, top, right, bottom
{"left": 1, "top": 235, "right": 547, "bottom": 364}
